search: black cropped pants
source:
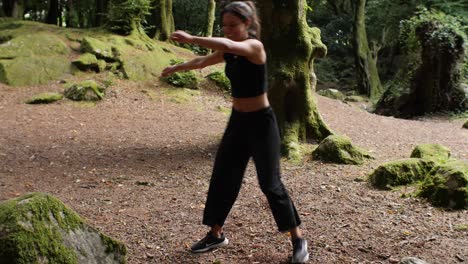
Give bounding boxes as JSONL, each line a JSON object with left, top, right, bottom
{"left": 202, "top": 106, "right": 301, "bottom": 232}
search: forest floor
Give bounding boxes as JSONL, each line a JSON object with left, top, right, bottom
{"left": 0, "top": 78, "right": 467, "bottom": 264}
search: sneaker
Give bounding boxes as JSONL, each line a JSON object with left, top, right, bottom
{"left": 190, "top": 232, "right": 229, "bottom": 253}
{"left": 291, "top": 238, "right": 309, "bottom": 263}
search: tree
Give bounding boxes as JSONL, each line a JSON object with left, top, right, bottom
{"left": 2, "top": 0, "right": 24, "bottom": 18}
{"left": 107, "top": 0, "right": 152, "bottom": 35}
{"left": 152, "top": 0, "right": 175, "bottom": 41}
{"left": 204, "top": 0, "right": 215, "bottom": 37}
{"left": 257, "top": 0, "right": 333, "bottom": 159}
{"left": 95, "top": 0, "right": 109, "bottom": 26}
{"left": 352, "top": 0, "right": 382, "bottom": 99}
{"left": 46, "top": 0, "right": 59, "bottom": 25}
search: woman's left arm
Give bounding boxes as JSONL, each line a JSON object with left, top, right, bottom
{"left": 171, "top": 31, "right": 264, "bottom": 60}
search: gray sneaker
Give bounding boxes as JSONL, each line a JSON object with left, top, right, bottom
{"left": 190, "top": 232, "right": 229, "bottom": 253}
{"left": 291, "top": 238, "right": 309, "bottom": 263}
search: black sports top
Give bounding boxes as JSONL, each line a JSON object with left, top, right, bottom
{"left": 224, "top": 53, "right": 268, "bottom": 98}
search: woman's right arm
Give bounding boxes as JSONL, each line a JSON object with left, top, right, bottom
{"left": 161, "top": 51, "right": 224, "bottom": 77}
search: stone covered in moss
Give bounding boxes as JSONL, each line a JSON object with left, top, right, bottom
{"left": 0, "top": 193, "right": 126, "bottom": 263}
{"left": 162, "top": 71, "right": 199, "bottom": 89}
{"left": 25, "top": 92, "right": 63, "bottom": 104}
{"left": 207, "top": 71, "right": 230, "bottom": 91}
{"left": 318, "top": 89, "right": 345, "bottom": 100}
{"left": 72, "top": 53, "right": 107, "bottom": 72}
{"left": 0, "top": 29, "right": 70, "bottom": 86}
{"left": 410, "top": 144, "right": 451, "bottom": 163}
{"left": 81, "top": 37, "right": 116, "bottom": 61}
{"left": 418, "top": 160, "right": 468, "bottom": 209}
{"left": 463, "top": 120, "right": 468, "bottom": 129}
{"left": 312, "top": 135, "right": 373, "bottom": 165}
{"left": 368, "top": 158, "right": 435, "bottom": 189}
{"left": 344, "top": 95, "right": 366, "bottom": 102}
{"left": 64, "top": 80, "right": 105, "bottom": 101}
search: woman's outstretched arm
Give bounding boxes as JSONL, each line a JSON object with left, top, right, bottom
{"left": 161, "top": 50, "right": 224, "bottom": 77}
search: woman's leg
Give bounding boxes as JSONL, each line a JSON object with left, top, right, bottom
{"left": 202, "top": 116, "right": 250, "bottom": 230}
{"left": 250, "top": 110, "right": 301, "bottom": 232}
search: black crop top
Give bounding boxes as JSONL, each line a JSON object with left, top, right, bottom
{"left": 224, "top": 53, "right": 268, "bottom": 98}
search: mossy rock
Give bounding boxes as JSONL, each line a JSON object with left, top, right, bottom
{"left": 162, "top": 71, "right": 199, "bottom": 89}
{"left": 0, "top": 31, "right": 71, "bottom": 86}
{"left": 25, "top": 92, "right": 63, "bottom": 104}
{"left": 64, "top": 80, "right": 105, "bottom": 101}
{"left": 368, "top": 158, "right": 435, "bottom": 189}
{"left": 81, "top": 37, "right": 116, "bottom": 61}
{"left": 72, "top": 53, "right": 108, "bottom": 73}
{"left": 418, "top": 160, "right": 468, "bottom": 209}
{"left": 207, "top": 71, "right": 231, "bottom": 91}
{"left": 312, "top": 135, "right": 373, "bottom": 165}
{"left": 463, "top": 120, "right": 468, "bottom": 129}
{"left": 410, "top": 144, "right": 451, "bottom": 163}
{"left": 318, "top": 89, "right": 345, "bottom": 100}
{"left": 344, "top": 95, "right": 366, "bottom": 102}
{"left": 0, "top": 192, "right": 126, "bottom": 263}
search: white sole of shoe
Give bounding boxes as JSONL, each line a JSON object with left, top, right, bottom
{"left": 291, "top": 253, "right": 309, "bottom": 263}
{"left": 191, "top": 238, "right": 229, "bottom": 253}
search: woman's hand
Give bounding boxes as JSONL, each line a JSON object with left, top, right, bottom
{"left": 161, "top": 65, "right": 179, "bottom": 77}
{"left": 170, "top": 30, "right": 194, "bottom": 44}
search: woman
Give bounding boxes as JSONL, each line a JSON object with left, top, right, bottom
{"left": 161, "top": 1, "right": 309, "bottom": 263}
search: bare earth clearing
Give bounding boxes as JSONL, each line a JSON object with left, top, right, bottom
{"left": 0, "top": 79, "right": 467, "bottom": 264}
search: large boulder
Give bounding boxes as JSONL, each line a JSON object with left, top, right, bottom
{"left": 418, "top": 160, "right": 468, "bottom": 209}
{"left": 64, "top": 80, "right": 105, "bottom": 101}
{"left": 0, "top": 192, "right": 126, "bottom": 263}
{"left": 312, "top": 135, "right": 373, "bottom": 165}
{"left": 0, "top": 29, "right": 70, "bottom": 86}
{"left": 410, "top": 143, "right": 451, "bottom": 163}
{"left": 368, "top": 158, "right": 435, "bottom": 189}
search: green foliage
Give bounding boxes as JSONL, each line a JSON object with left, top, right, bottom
{"left": 399, "top": 8, "right": 466, "bottom": 55}
{"left": 207, "top": 71, "right": 230, "bottom": 91}
{"left": 173, "top": 0, "right": 209, "bottom": 36}
{"left": 107, "top": 0, "right": 152, "bottom": 35}
{"left": 161, "top": 59, "right": 199, "bottom": 89}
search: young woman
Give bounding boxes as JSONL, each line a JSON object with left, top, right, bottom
{"left": 161, "top": 1, "right": 309, "bottom": 263}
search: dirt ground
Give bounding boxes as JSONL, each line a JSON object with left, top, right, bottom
{"left": 0, "top": 79, "right": 467, "bottom": 264}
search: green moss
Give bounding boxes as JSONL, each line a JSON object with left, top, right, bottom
{"left": 161, "top": 87, "right": 200, "bottom": 104}
{"left": 0, "top": 193, "right": 84, "bottom": 263}
{"left": 410, "top": 144, "right": 451, "bottom": 163}
{"left": 454, "top": 224, "right": 468, "bottom": 231}
{"left": 463, "top": 120, "right": 468, "bottom": 129}
{"left": 312, "top": 135, "right": 373, "bottom": 165}
{"left": 207, "top": 71, "right": 231, "bottom": 91}
{"left": 81, "top": 37, "right": 115, "bottom": 60}
{"left": 162, "top": 71, "right": 199, "bottom": 89}
{"left": 317, "top": 89, "right": 345, "bottom": 100}
{"left": 99, "top": 233, "right": 127, "bottom": 256}
{"left": 418, "top": 160, "right": 468, "bottom": 209}
{"left": 64, "top": 80, "right": 105, "bottom": 101}
{"left": 25, "top": 92, "right": 63, "bottom": 104}
{"left": 368, "top": 158, "right": 435, "bottom": 189}
{"left": 216, "top": 105, "right": 231, "bottom": 115}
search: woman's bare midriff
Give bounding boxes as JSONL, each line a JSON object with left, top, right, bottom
{"left": 232, "top": 93, "right": 270, "bottom": 112}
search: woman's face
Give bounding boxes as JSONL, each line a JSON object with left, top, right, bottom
{"left": 222, "top": 12, "right": 250, "bottom": 41}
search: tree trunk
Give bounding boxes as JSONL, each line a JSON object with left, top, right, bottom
{"left": 46, "top": 0, "right": 59, "bottom": 25}
{"left": 258, "top": 0, "right": 333, "bottom": 159}
{"left": 95, "top": 0, "right": 108, "bottom": 26}
{"left": 204, "top": 0, "right": 216, "bottom": 37}
{"left": 3, "top": 0, "right": 24, "bottom": 18}
{"left": 65, "top": 0, "right": 78, "bottom": 27}
{"left": 352, "top": 0, "right": 382, "bottom": 99}
{"left": 401, "top": 22, "right": 466, "bottom": 115}
{"left": 153, "top": 0, "right": 175, "bottom": 41}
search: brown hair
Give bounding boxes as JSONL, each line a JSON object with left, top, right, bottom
{"left": 220, "top": 1, "right": 261, "bottom": 39}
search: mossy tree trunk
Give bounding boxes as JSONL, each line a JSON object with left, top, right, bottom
{"left": 153, "top": 0, "right": 175, "bottom": 41}
{"left": 400, "top": 22, "right": 466, "bottom": 115}
{"left": 352, "top": 0, "right": 382, "bottom": 100}
{"left": 204, "top": 0, "right": 216, "bottom": 37}
{"left": 258, "top": 0, "right": 333, "bottom": 159}
{"left": 46, "top": 0, "right": 59, "bottom": 25}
